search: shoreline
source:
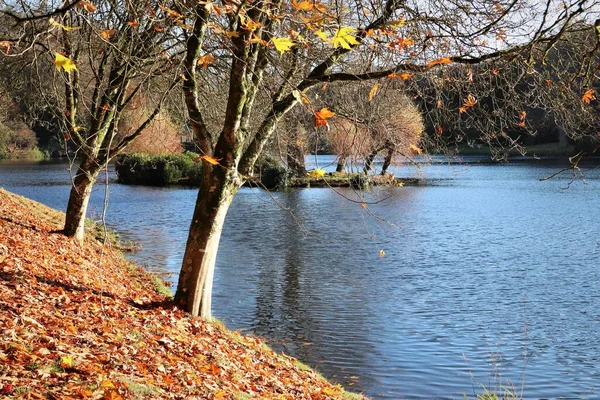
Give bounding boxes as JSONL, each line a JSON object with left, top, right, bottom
{"left": 0, "top": 187, "right": 367, "bottom": 399}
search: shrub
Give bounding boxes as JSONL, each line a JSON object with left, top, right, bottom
{"left": 116, "top": 152, "right": 202, "bottom": 186}
{"left": 257, "top": 157, "right": 289, "bottom": 189}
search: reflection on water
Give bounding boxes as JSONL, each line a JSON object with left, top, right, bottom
{"left": 2, "top": 157, "right": 600, "bottom": 399}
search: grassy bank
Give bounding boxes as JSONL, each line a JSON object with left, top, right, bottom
{"left": 0, "top": 188, "right": 366, "bottom": 399}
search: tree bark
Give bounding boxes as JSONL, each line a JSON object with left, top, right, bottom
{"left": 336, "top": 156, "right": 346, "bottom": 173}
{"left": 363, "top": 149, "right": 380, "bottom": 174}
{"left": 63, "top": 158, "right": 100, "bottom": 244}
{"left": 381, "top": 147, "right": 394, "bottom": 175}
{"left": 175, "top": 167, "right": 240, "bottom": 319}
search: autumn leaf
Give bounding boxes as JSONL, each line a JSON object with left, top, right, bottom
{"left": 54, "top": 53, "right": 77, "bottom": 73}
{"left": 127, "top": 20, "right": 140, "bottom": 28}
{"left": 459, "top": 94, "right": 477, "bottom": 113}
{"left": 292, "top": 0, "right": 314, "bottom": 11}
{"left": 368, "top": 84, "right": 380, "bottom": 101}
{"left": 77, "top": 1, "right": 97, "bottom": 13}
{"left": 379, "top": 249, "right": 386, "bottom": 258}
{"left": 388, "top": 72, "right": 413, "bottom": 80}
{"left": 315, "top": 30, "right": 333, "bottom": 44}
{"left": 388, "top": 19, "right": 406, "bottom": 28}
{"left": 582, "top": 89, "right": 596, "bottom": 105}
{"left": 272, "top": 37, "right": 295, "bottom": 55}
{"left": 50, "top": 18, "right": 80, "bottom": 31}
{"left": 60, "top": 355, "right": 73, "bottom": 368}
{"left": 195, "top": 155, "right": 222, "bottom": 165}
{"left": 0, "top": 41, "right": 9, "bottom": 55}
{"left": 409, "top": 144, "right": 423, "bottom": 155}
{"left": 427, "top": 57, "right": 452, "bottom": 67}
{"left": 197, "top": 54, "right": 216, "bottom": 69}
{"left": 102, "top": 390, "right": 124, "bottom": 400}
{"left": 314, "top": 107, "right": 335, "bottom": 129}
{"left": 517, "top": 110, "right": 527, "bottom": 126}
{"left": 100, "top": 379, "right": 116, "bottom": 389}
{"left": 100, "top": 29, "right": 116, "bottom": 40}
{"left": 332, "top": 27, "right": 359, "bottom": 49}
{"left": 308, "top": 169, "right": 326, "bottom": 178}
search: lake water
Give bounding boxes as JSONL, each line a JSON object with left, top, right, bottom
{"left": 1, "top": 156, "right": 600, "bottom": 399}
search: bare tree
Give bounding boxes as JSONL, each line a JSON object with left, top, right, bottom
{"left": 1, "top": 1, "right": 184, "bottom": 242}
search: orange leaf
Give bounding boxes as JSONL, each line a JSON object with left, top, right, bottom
{"left": 77, "top": 1, "right": 96, "bottom": 13}
{"left": 0, "top": 40, "right": 10, "bottom": 55}
{"left": 379, "top": 249, "right": 386, "bottom": 258}
{"left": 368, "top": 84, "right": 380, "bottom": 101}
{"left": 314, "top": 108, "right": 335, "bottom": 130}
{"left": 195, "top": 155, "right": 222, "bottom": 165}
{"left": 582, "top": 89, "right": 596, "bottom": 105}
{"left": 127, "top": 20, "right": 140, "bottom": 28}
{"left": 100, "top": 29, "right": 116, "bottom": 40}
{"left": 427, "top": 57, "right": 452, "bottom": 67}
{"left": 459, "top": 94, "right": 477, "bottom": 113}
{"left": 388, "top": 72, "right": 412, "bottom": 80}
{"left": 436, "top": 125, "right": 443, "bottom": 135}
{"left": 102, "top": 390, "right": 123, "bottom": 400}
{"left": 197, "top": 54, "right": 216, "bottom": 69}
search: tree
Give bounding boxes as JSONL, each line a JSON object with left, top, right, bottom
{"left": 1, "top": 1, "right": 183, "bottom": 242}
{"left": 323, "top": 82, "right": 424, "bottom": 174}
{"left": 172, "top": 0, "right": 599, "bottom": 318}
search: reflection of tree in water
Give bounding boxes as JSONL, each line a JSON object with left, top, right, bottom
{"left": 253, "top": 189, "right": 378, "bottom": 392}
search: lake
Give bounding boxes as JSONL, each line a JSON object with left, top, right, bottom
{"left": 1, "top": 156, "right": 599, "bottom": 399}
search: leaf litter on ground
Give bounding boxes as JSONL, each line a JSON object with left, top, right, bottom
{"left": 0, "top": 188, "right": 366, "bottom": 399}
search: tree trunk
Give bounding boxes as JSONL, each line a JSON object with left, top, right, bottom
{"left": 175, "top": 169, "right": 239, "bottom": 319}
{"left": 381, "top": 147, "right": 394, "bottom": 175}
{"left": 63, "top": 158, "right": 101, "bottom": 244}
{"left": 336, "top": 156, "right": 346, "bottom": 173}
{"left": 363, "top": 149, "right": 379, "bottom": 174}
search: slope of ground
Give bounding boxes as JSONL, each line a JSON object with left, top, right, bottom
{"left": 0, "top": 188, "right": 365, "bottom": 399}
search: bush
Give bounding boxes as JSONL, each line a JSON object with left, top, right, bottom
{"left": 116, "top": 152, "right": 202, "bottom": 186}
{"left": 258, "top": 158, "right": 289, "bottom": 189}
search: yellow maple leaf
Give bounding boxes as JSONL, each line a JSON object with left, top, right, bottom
{"left": 272, "top": 37, "right": 295, "bottom": 55}
{"left": 49, "top": 18, "right": 80, "bottom": 32}
{"left": 332, "top": 27, "right": 359, "bottom": 49}
{"left": 315, "top": 30, "right": 332, "bottom": 44}
{"left": 100, "top": 379, "right": 115, "bottom": 389}
{"left": 368, "top": 84, "right": 380, "bottom": 101}
{"left": 409, "top": 144, "right": 423, "bottom": 155}
{"left": 60, "top": 355, "right": 73, "bottom": 368}
{"left": 308, "top": 169, "right": 326, "bottom": 179}
{"left": 388, "top": 19, "right": 406, "bottom": 28}
{"left": 54, "top": 53, "right": 77, "bottom": 73}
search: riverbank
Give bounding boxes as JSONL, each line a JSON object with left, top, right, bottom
{"left": 0, "top": 188, "right": 366, "bottom": 399}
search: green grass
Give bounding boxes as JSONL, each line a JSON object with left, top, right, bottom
{"left": 120, "top": 377, "right": 163, "bottom": 399}
{"left": 150, "top": 275, "right": 173, "bottom": 297}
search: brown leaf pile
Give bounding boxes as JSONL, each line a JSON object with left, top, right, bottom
{"left": 0, "top": 189, "right": 366, "bottom": 400}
